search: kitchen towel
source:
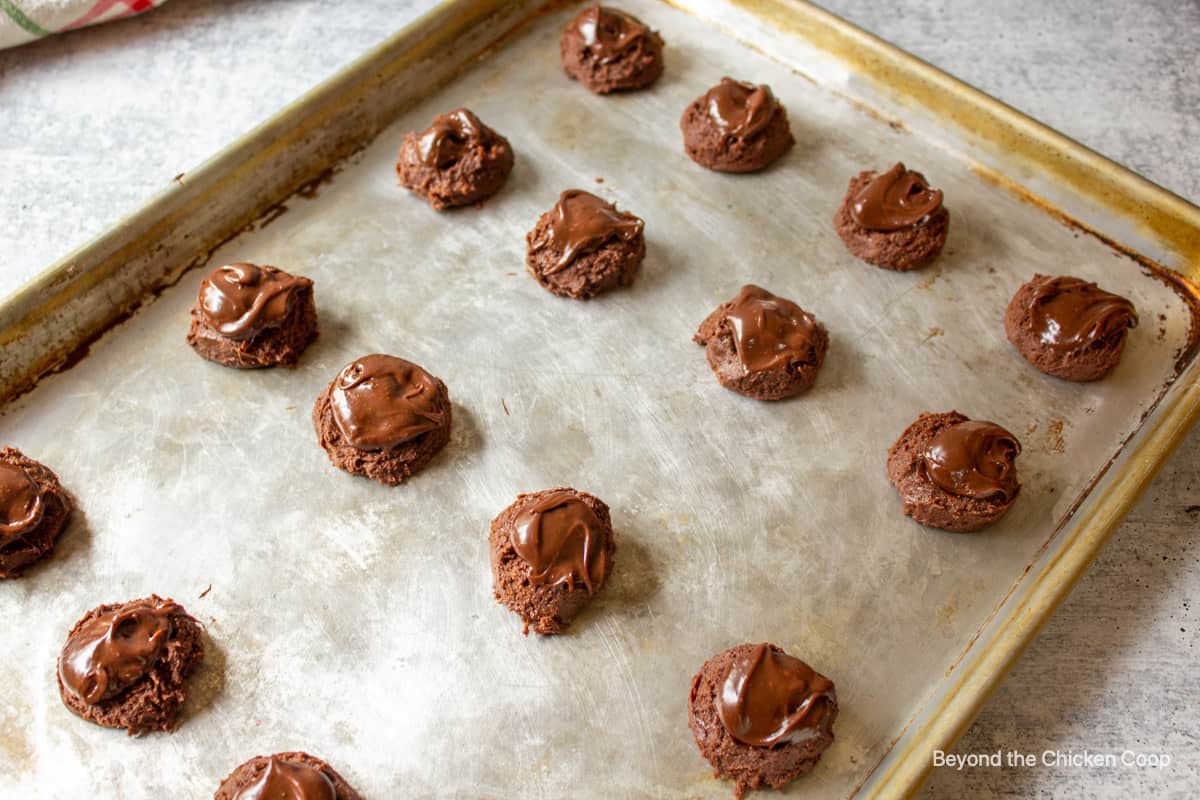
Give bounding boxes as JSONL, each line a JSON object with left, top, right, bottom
{"left": 1, "top": 0, "right": 167, "bottom": 50}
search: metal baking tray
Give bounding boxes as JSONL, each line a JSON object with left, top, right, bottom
{"left": 2, "top": 1, "right": 1198, "bottom": 797}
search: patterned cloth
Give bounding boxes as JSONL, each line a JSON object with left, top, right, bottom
{"left": 0, "top": 0, "right": 167, "bottom": 49}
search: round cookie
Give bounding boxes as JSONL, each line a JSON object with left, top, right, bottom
{"left": 215, "top": 752, "right": 361, "bottom": 800}
{"left": 560, "top": 5, "right": 664, "bottom": 94}
{"left": 396, "top": 108, "right": 514, "bottom": 210}
{"left": 680, "top": 77, "right": 794, "bottom": 173}
{"left": 525, "top": 189, "right": 645, "bottom": 299}
{"left": 186, "top": 262, "right": 317, "bottom": 368}
{"left": 0, "top": 446, "right": 72, "bottom": 579}
{"left": 833, "top": 163, "right": 949, "bottom": 271}
{"left": 694, "top": 284, "right": 828, "bottom": 401}
{"left": 1005, "top": 273, "right": 1138, "bottom": 381}
{"left": 312, "top": 354, "right": 452, "bottom": 486}
{"left": 57, "top": 595, "right": 204, "bottom": 734}
{"left": 886, "top": 411, "right": 1022, "bottom": 533}
{"left": 688, "top": 643, "right": 837, "bottom": 798}
{"left": 490, "top": 487, "right": 615, "bottom": 635}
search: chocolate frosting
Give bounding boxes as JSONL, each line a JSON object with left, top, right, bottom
{"left": 512, "top": 491, "right": 608, "bottom": 594}
{"left": 571, "top": 5, "right": 650, "bottom": 64}
{"left": 1028, "top": 275, "right": 1138, "bottom": 351}
{"left": 330, "top": 354, "right": 446, "bottom": 451}
{"left": 850, "top": 163, "right": 943, "bottom": 232}
{"left": 718, "top": 643, "right": 836, "bottom": 748}
{"left": 722, "top": 284, "right": 820, "bottom": 373}
{"left": 703, "top": 77, "right": 780, "bottom": 139}
{"left": 415, "top": 108, "right": 487, "bottom": 169}
{"left": 59, "top": 598, "right": 185, "bottom": 705}
{"left": 234, "top": 757, "right": 337, "bottom": 800}
{"left": 921, "top": 420, "right": 1021, "bottom": 502}
{"left": 536, "top": 189, "right": 643, "bottom": 273}
{"left": 0, "top": 462, "right": 43, "bottom": 546}
{"left": 199, "top": 263, "right": 309, "bottom": 341}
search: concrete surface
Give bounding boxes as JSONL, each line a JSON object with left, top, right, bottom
{"left": 0, "top": 0, "right": 1196, "bottom": 797}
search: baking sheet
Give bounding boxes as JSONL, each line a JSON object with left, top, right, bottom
{"left": 1, "top": 1, "right": 1196, "bottom": 797}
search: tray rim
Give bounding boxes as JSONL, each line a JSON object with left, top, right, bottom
{"left": 2, "top": 1, "right": 1199, "bottom": 798}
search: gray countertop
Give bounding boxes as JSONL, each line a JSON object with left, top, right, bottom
{"left": 1, "top": 1, "right": 1196, "bottom": 796}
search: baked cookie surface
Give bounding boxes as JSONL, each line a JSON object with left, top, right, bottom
{"left": 694, "top": 284, "right": 828, "bottom": 401}
{"left": 689, "top": 643, "right": 837, "bottom": 798}
{"left": 214, "top": 752, "right": 362, "bottom": 800}
{"left": 57, "top": 595, "right": 204, "bottom": 734}
{"left": 1005, "top": 273, "right": 1137, "bottom": 381}
{"left": 313, "top": 354, "right": 452, "bottom": 486}
{"left": 681, "top": 77, "right": 794, "bottom": 173}
{"left": 396, "top": 108, "right": 514, "bottom": 210}
{"left": 560, "top": 5, "right": 664, "bottom": 94}
{"left": 186, "top": 262, "right": 318, "bottom": 368}
{"left": 886, "top": 410, "right": 1022, "bottom": 532}
{"left": 525, "top": 189, "right": 645, "bottom": 299}
{"left": 833, "top": 164, "right": 949, "bottom": 270}
{"left": 490, "top": 487, "right": 615, "bottom": 635}
{"left": 0, "top": 446, "right": 72, "bottom": 579}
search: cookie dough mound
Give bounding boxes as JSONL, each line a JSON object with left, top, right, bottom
{"left": 833, "top": 164, "right": 949, "bottom": 271}
{"left": 525, "top": 189, "right": 645, "bottom": 299}
{"left": 887, "top": 410, "right": 1022, "bottom": 533}
{"left": 1005, "top": 273, "right": 1138, "bottom": 381}
{"left": 560, "top": 5, "right": 664, "bottom": 94}
{"left": 214, "top": 752, "right": 362, "bottom": 800}
{"left": 313, "top": 354, "right": 452, "bottom": 486}
{"left": 490, "top": 487, "right": 615, "bottom": 635}
{"left": 0, "top": 446, "right": 72, "bottom": 579}
{"left": 396, "top": 108, "right": 514, "bottom": 210}
{"left": 57, "top": 595, "right": 204, "bottom": 734}
{"left": 680, "top": 77, "right": 794, "bottom": 173}
{"left": 694, "top": 284, "right": 828, "bottom": 401}
{"left": 186, "top": 262, "right": 318, "bottom": 368}
{"left": 688, "top": 643, "right": 837, "bottom": 798}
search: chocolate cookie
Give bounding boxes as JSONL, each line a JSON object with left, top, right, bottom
{"left": 396, "top": 108, "right": 514, "bottom": 210}
{"left": 560, "top": 5, "right": 664, "bottom": 94}
{"left": 57, "top": 595, "right": 204, "bottom": 734}
{"left": 313, "top": 354, "right": 452, "bottom": 485}
{"left": 187, "top": 262, "right": 317, "bottom": 368}
{"left": 525, "top": 189, "right": 645, "bottom": 299}
{"left": 215, "top": 752, "right": 361, "bottom": 800}
{"left": 689, "top": 643, "right": 837, "bottom": 798}
{"left": 834, "top": 163, "right": 949, "bottom": 271}
{"left": 887, "top": 411, "right": 1022, "bottom": 533}
{"left": 680, "top": 78, "right": 794, "bottom": 173}
{"left": 0, "top": 447, "right": 72, "bottom": 579}
{"left": 490, "top": 488, "right": 615, "bottom": 635}
{"left": 1005, "top": 274, "right": 1138, "bottom": 381}
{"left": 694, "top": 284, "right": 828, "bottom": 401}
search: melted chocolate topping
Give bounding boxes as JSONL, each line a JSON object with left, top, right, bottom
{"left": 512, "top": 491, "right": 608, "bottom": 594}
{"left": 850, "top": 163, "right": 943, "bottom": 232}
{"left": 536, "top": 189, "right": 643, "bottom": 273}
{"left": 59, "top": 597, "right": 185, "bottom": 705}
{"left": 571, "top": 5, "right": 650, "bottom": 64}
{"left": 722, "top": 285, "right": 821, "bottom": 373}
{"left": 234, "top": 757, "right": 337, "bottom": 800}
{"left": 199, "top": 263, "right": 309, "bottom": 341}
{"left": 415, "top": 108, "right": 487, "bottom": 169}
{"left": 330, "top": 354, "right": 446, "bottom": 452}
{"left": 1028, "top": 275, "right": 1138, "bottom": 351}
{"left": 921, "top": 420, "right": 1021, "bottom": 502}
{"left": 703, "top": 78, "right": 780, "bottom": 139}
{"left": 718, "top": 643, "right": 836, "bottom": 748}
{"left": 0, "top": 461, "right": 44, "bottom": 546}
